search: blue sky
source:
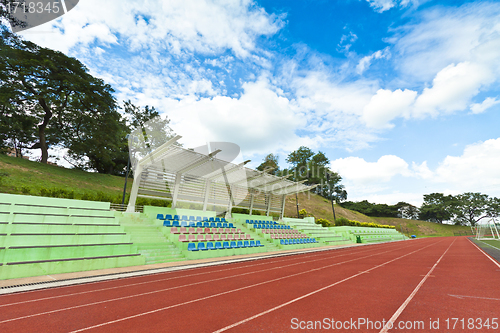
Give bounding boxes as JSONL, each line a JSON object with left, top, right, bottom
{"left": 16, "top": 0, "right": 500, "bottom": 205}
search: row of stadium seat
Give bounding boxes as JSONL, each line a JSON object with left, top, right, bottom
{"left": 178, "top": 233, "right": 252, "bottom": 242}
{"left": 253, "top": 224, "right": 291, "bottom": 230}
{"left": 157, "top": 214, "right": 226, "bottom": 222}
{"left": 246, "top": 219, "right": 277, "bottom": 225}
{"left": 261, "top": 229, "right": 301, "bottom": 234}
{"left": 163, "top": 221, "right": 235, "bottom": 228}
{"left": 169, "top": 227, "right": 242, "bottom": 234}
{"left": 280, "top": 239, "right": 317, "bottom": 245}
{"left": 188, "top": 240, "right": 264, "bottom": 251}
{"left": 270, "top": 234, "right": 309, "bottom": 240}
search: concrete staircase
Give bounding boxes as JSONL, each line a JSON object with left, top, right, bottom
{"left": 119, "top": 214, "right": 185, "bottom": 264}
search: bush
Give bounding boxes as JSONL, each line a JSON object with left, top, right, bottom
{"left": 316, "top": 218, "right": 331, "bottom": 227}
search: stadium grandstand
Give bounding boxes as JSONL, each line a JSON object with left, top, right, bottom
{"left": 0, "top": 136, "right": 408, "bottom": 280}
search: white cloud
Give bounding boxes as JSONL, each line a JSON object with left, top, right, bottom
{"left": 392, "top": 2, "right": 500, "bottom": 82}
{"left": 20, "top": 0, "right": 284, "bottom": 57}
{"left": 356, "top": 48, "right": 390, "bottom": 74}
{"left": 330, "top": 155, "right": 411, "bottom": 184}
{"left": 362, "top": 88, "right": 417, "bottom": 128}
{"left": 435, "top": 138, "right": 500, "bottom": 191}
{"left": 411, "top": 161, "right": 433, "bottom": 180}
{"left": 366, "top": 0, "right": 419, "bottom": 13}
{"left": 470, "top": 97, "right": 500, "bottom": 114}
{"left": 413, "top": 62, "right": 493, "bottom": 117}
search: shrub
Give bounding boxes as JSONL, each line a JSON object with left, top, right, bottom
{"left": 316, "top": 218, "right": 331, "bottom": 227}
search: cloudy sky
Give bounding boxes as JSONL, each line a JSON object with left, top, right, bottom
{"left": 16, "top": 0, "right": 500, "bottom": 205}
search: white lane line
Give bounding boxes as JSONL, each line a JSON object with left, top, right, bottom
{"left": 212, "top": 240, "right": 441, "bottom": 333}
{"left": 449, "top": 294, "right": 500, "bottom": 301}
{"left": 0, "top": 245, "right": 376, "bottom": 308}
{"left": 0, "top": 243, "right": 398, "bottom": 324}
{"left": 69, "top": 241, "right": 434, "bottom": 333}
{"left": 379, "top": 238, "right": 456, "bottom": 333}
{"left": 468, "top": 238, "right": 500, "bottom": 269}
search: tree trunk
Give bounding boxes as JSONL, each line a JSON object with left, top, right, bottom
{"left": 37, "top": 98, "right": 52, "bottom": 164}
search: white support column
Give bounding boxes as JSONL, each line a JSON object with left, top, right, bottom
{"left": 266, "top": 194, "right": 271, "bottom": 217}
{"left": 249, "top": 193, "right": 254, "bottom": 216}
{"left": 227, "top": 185, "right": 234, "bottom": 216}
{"left": 126, "top": 164, "right": 143, "bottom": 212}
{"left": 171, "top": 172, "right": 182, "bottom": 208}
{"left": 279, "top": 194, "right": 286, "bottom": 220}
{"left": 202, "top": 179, "right": 211, "bottom": 211}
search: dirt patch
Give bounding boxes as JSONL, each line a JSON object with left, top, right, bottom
{"left": 417, "top": 224, "right": 437, "bottom": 235}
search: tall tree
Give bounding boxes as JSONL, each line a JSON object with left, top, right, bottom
{"left": 418, "top": 193, "right": 456, "bottom": 224}
{"left": 286, "top": 146, "right": 314, "bottom": 180}
{"left": 0, "top": 28, "right": 117, "bottom": 164}
{"left": 257, "top": 153, "right": 279, "bottom": 175}
{"left": 453, "top": 192, "right": 490, "bottom": 226}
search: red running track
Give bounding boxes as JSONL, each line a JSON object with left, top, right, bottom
{"left": 0, "top": 237, "right": 498, "bottom": 333}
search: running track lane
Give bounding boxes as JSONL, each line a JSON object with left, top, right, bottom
{"left": 0, "top": 238, "right": 488, "bottom": 332}
{"left": 388, "top": 237, "right": 500, "bottom": 333}
{"left": 0, "top": 240, "right": 418, "bottom": 332}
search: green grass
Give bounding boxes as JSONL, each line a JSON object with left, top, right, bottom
{"left": 480, "top": 239, "right": 500, "bottom": 250}
{"left": 283, "top": 190, "right": 473, "bottom": 238}
{"left": 0, "top": 154, "right": 131, "bottom": 203}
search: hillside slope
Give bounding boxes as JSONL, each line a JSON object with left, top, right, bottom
{"left": 284, "top": 191, "right": 473, "bottom": 237}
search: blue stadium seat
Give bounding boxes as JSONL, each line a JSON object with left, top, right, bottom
{"left": 189, "top": 222, "right": 196, "bottom": 227}
{"left": 256, "top": 240, "right": 264, "bottom": 247}
{"left": 243, "top": 240, "right": 250, "bottom": 247}
{"left": 237, "top": 241, "right": 243, "bottom": 248}
{"left": 210, "top": 222, "right": 216, "bottom": 228}
{"left": 250, "top": 240, "right": 255, "bottom": 247}
{"left": 230, "top": 241, "right": 237, "bottom": 249}
{"left": 280, "top": 239, "right": 285, "bottom": 245}
{"left": 203, "top": 217, "right": 208, "bottom": 221}
{"left": 228, "top": 223, "right": 234, "bottom": 228}
{"left": 198, "top": 242, "right": 207, "bottom": 251}
{"left": 246, "top": 219, "right": 250, "bottom": 224}
{"left": 209, "top": 217, "right": 215, "bottom": 222}
{"left": 188, "top": 243, "right": 198, "bottom": 251}
{"left": 196, "top": 216, "right": 202, "bottom": 222}
{"left": 207, "top": 242, "right": 215, "bottom": 250}
{"left": 215, "top": 241, "right": 223, "bottom": 249}
{"left": 221, "top": 218, "right": 226, "bottom": 222}
{"left": 189, "top": 216, "right": 196, "bottom": 221}
{"left": 196, "top": 222, "right": 203, "bottom": 227}
{"left": 203, "top": 222, "right": 210, "bottom": 228}
{"left": 165, "top": 214, "right": 173, "bottom": 220}
{"left": 174, "top": 215, "right": 180, "bottom": 220}
{"left": 180, "top": 221, "right": 188, "bottom": 227}
{"left": 215, "top": 217, "right": 221, "bottom": 222}
{"left": 216, "top": 222, "right": 222, "bottom": 228}
{"left": 172, "top": 221, "right": 180, "bottom": 227}
{"left": 163, "top": 220, "right": 172, "bottom": 227}
{"left": 222, "top": 223, "right": 228, "bottom": 228}
{"left": 157, "top": 214, "right": 164, "bottom": 220}
{"left": 223, "top": 241, "right": 231, "bottom": 249}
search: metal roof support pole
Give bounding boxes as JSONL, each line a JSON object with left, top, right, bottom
{"left": 279, "top": 194, "right": 286, "bottom": 220}
{"left": 266, "top": 194, "right": 271, "bottom": 217}
{"left": 171, "top": 172, "right": 182, "bottom": 208}
{"left": 202, "top": 179, "right": 211, "bottom": 211}
{"left": 126, "top": 164, "right": 143, "bottom": 212}
{"left": 227, "top": 185, "right": 234, "bottom": 218}
{"left": 249, "top": 193, "right": 255, "bottom": 216}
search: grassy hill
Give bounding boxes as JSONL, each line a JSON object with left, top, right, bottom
{"left": 0, "top": 154, "right": 473, "bottom": 237}
{"left": 0, "top": 154, "right": 132, "bottom": 203}
{"left": 284, "top": 190, "right": 473, "bottom": 238}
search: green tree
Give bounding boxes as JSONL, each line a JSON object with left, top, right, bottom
{"left": 286, "top": 146, "right": 314, "bottom": 180}
{"left": 257, "top": 153, "right": 279, "bottom": 175}
{"left": 396, "top": 202, "right": 419, "bottom": 220}
{"left": 0, "top": 28, "right": 117, "bottom": 164}
{"left": 418, "top": 193, "right": 456, "bottom": 224}
{"left": 453, "top": 192, "right": 490, "bottom": 226}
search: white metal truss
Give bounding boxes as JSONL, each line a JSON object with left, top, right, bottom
{"left": 127, "top": 140, "right": 315, "bottom": 218}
